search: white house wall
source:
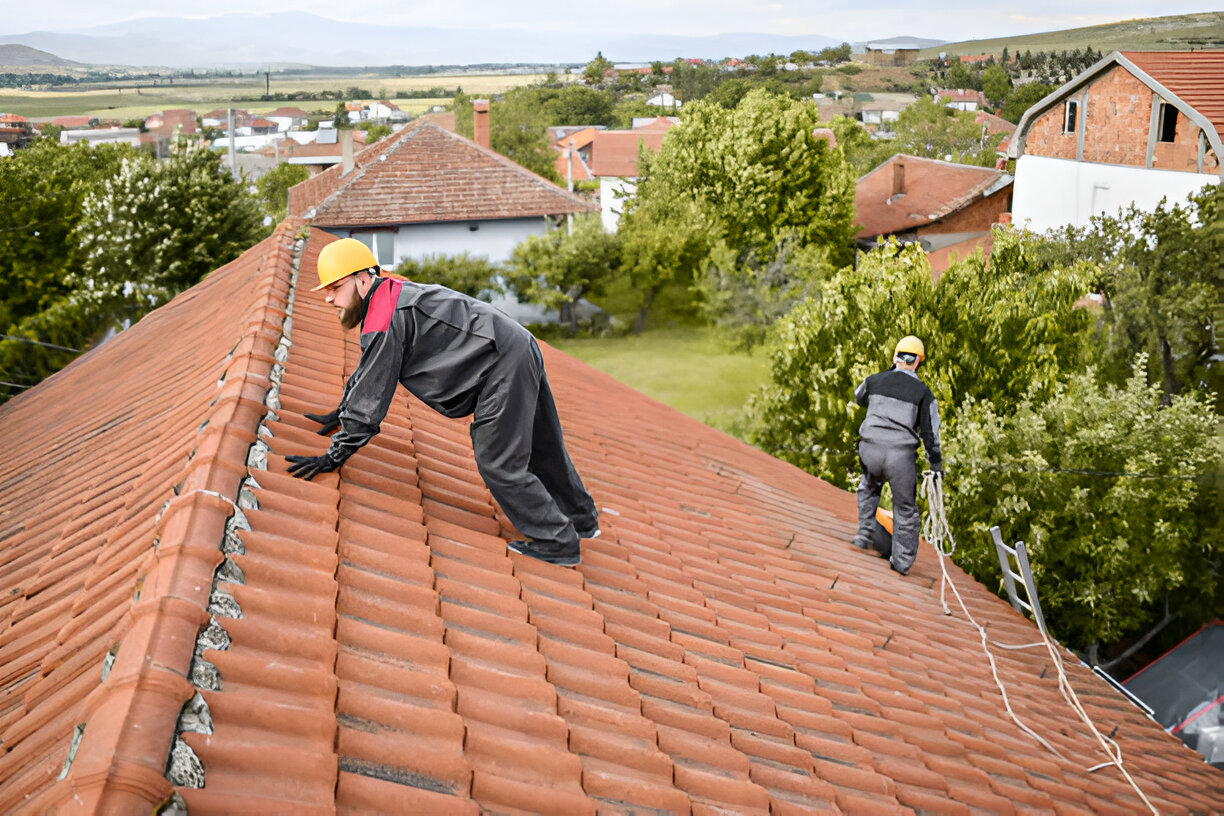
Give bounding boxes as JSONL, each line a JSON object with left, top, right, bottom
{"left": 600, "top": 177, "right": 636, "bottom": 232}
{"left": 1012, "top": 154, "right": 1219, "bottom": 232}
{"left": 326, "top": 218, "right": 552, "bottom": 268}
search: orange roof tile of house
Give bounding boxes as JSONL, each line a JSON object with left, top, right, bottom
{"left": 305, "top": 120, "right": 594, "bottom": 228}
{"left": 855, "top": 154, "right": 1012, "bottom": 239}
{"left": 2, "top": 220, "right": 1222, "bottom": 813}
{"left": 1120, "top": 50, "right": 1224, "bottom": 141}
{"left": 587, "top": 124, "right": 674, "bottom": 178}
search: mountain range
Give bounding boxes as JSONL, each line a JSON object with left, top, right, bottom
{"left": 0, "top": 12, "right": 851, "bottom": 69}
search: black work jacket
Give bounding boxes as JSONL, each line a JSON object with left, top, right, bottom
{"left": 326, "top": 277, "right": 526, "bottom": 461}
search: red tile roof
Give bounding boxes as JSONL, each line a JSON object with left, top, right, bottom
{"left": 855, "top": 154, "right": 1011, "bottom": 238}
{"left": 306, "top": 120, "right": 594, "bottom": 228}
{"left": 1, "top": 225, "right": 1222, "bottom": 813}
{"left": 1121, "top": 50, "right": 1224, "bottom": 142}
{"left": 587, "top": 123, "right": 675, "bottom": 178}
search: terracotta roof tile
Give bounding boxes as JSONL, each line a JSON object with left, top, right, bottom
{"left": 2, "top": 225, "right": 1222, "bottom": 813}
{"left": 587, "top": 124, "right": 674, "bottom": 177}
{"left": 1121, "top": 50, "right": 1224, "bottom": 140}
{"left": 855, "top": 153, "right": 1011, "bottom": 238}
{"left": 304, "top": 120, "right": 594, "bottom": 228}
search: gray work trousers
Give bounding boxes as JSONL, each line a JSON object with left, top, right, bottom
{"left": 470, "top": 337, "right": 597, "bottom": 547}
{"left": 856, "top": 440, "right": 920, "bottom": 573}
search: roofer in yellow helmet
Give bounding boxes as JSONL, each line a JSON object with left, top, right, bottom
{"left": 285, "top": 236, "right": 599, "bottom": 567}
{"left": 848, "top": 335, "right": 942, "bottom": 576}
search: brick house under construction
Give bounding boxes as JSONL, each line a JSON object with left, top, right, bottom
{"left": 1008, "top": 50, "right": 1223, "bottom": 232}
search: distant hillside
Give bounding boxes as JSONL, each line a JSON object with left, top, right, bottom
{"left": 921, "top": 12, "right": 1223, "bottom": 58}
{"left": 0, "top": 43, "right": 83, "bottom": 69}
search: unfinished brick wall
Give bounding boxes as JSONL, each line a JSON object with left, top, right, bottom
{"left": 1023, "top": 65, "right": 1214, "bottom": 173}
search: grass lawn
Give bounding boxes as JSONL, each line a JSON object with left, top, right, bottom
{"left": 549, "top": 327, "right": 771, "bottom": 435}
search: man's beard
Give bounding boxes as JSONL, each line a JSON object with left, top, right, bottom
{"left": 338, "top": 297, "right": 367, "bottom": 331}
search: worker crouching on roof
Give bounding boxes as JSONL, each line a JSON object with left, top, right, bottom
{"left": 850, "top": 336, "right": 942, "bottom": 576}
{"left": 285, "top": 238, "right": 599, "bottom": 567}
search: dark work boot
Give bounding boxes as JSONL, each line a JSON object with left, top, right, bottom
{"left": 508, "top": 539, "right": 581, "bottom": 567}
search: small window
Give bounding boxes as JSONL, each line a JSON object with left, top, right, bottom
{"left": 352, "top": 232, "right": 394, "bottom": 267}
{"left": 1063, "top": 100, "right": 1078, "bottom": 133}
{"left": 1158, "top": 102, "right": 1178, "bottom": 143}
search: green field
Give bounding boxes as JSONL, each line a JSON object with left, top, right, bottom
{"left": 922, "top": 11, "right": 1224, "bottom": 58}
{"left": 549, "top": 327, "right": 771, "bottom": 434}
{"left": 0, "top": 73, "right": 553, "bottom": 119}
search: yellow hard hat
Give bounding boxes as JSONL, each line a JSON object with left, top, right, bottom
{"left": 314, "top": 238, "right": 378, "bottom": 291}
{"left": 894, "top": 335, "right": 925, "bottom": 362}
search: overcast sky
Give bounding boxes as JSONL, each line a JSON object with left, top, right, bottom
{"left": 8, "top": 1, "right": 1215, "bottom": 42}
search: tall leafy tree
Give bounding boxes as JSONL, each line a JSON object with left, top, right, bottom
{"left": 628, "top": 88, "right": 857, "bottom": 267}
{"left": 894, "top": 96, "right": 1004, "bottom": 166}
{"left": 70, "top": 149, "right": 264, "bottom": 333}
{"left": 0, "top": 141, "right": 134, "bottom": 396}
{"left": 1052, "top": 186, "right": 1220, "bottom": 403}
{"left": 745, "top": 230, "right": 1092, "bottom": 485}
{"left": 945, "top": 363, "right": 1220, "bottom": 655}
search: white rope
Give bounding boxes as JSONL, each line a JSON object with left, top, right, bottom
{"left": 919, "top": 471, "right": 1158, "bottom": 814}
{"left": 919, "top": 470, "right": 1067, "bottom": 760}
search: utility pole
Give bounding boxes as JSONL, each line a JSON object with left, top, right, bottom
{"left": 227, "top": 108, "right": 237, "bottom": 179}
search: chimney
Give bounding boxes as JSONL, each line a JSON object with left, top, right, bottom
{"left": 891, "top": 161, "right": 906, "bottom": 197}
{"left": 473, "top": 99, "right": 490, "bottom": 149}
{"left": 340, "top": 129, "right": 354, "bottom": 176}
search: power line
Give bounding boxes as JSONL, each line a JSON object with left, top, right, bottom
{"left": 0, "top": 335, "right": 83, "bottom": 353}
{"left": 0, "top": 380, "right": 32, "bottom": 390}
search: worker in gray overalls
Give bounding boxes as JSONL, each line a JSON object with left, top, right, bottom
{"left": 286, "top": 238, "right": 599, "bottom": 567}
{"left": 850, "top": 336, "right": 942, "bottom": 576}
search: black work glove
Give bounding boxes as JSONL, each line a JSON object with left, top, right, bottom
{"left": 286, "top": 450, "right": 344, "bottom": 480}
{"left": 930, "top": 463, "right": 943, "bottom": 475}
{"left": 303, "top": 407, "right": 341, "bottom": 435}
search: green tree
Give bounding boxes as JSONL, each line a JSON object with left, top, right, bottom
{"left": 504, "top": 216, "right": 622, "bottom": 334}
{"left": 583, "top": 52, "right": 613, "bottom": 84}
{"left": 1000, "top": 81, "right": 1054, "bottom": 124}
{"left": 826, "top": 115, "right": 893, "bottom": 177}
{"left": 981, "top": 63, "right": 1012, "bottom": 108}
{"left": 1054, "top": 186, "right": 1221, "bottom": 403}
{"left": 895, "top": 95, "right": 1003, "bottom": 166}
{"left": 392, "top": 253, "right": 503, "bottom": 301}
{"left": 945, "top": 363, "right": 1220, "bottom": 655}
{"left": 943, "top": 59, "right": 978, "bottom": 90}
{"left": 0, "top": 141, "right": 134, "bottom": 396}
{"left": 256, "top": 162, "right": 309, "bottom": 220}
{"left": 71, "top": 149, "right": 264, "bottom": 330}
{"left": 746, "top": 230, "right": 1093, "bottom": 485}
{"left": 618, "top": 201, "right": 710, "bottom": 333}
{"left": 630, "top": 88, "right": 857, "bottom": 267}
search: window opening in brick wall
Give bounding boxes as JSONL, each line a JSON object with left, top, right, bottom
{"left": 1158, "top": 102, "right": 1179, "bottom": 143}
{"left": 1063, "top": 100, "right": 1078, "bottom": 133}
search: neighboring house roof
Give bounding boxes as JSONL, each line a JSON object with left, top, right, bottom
{"left": 0, "top": 113, "right": 28, "bottom": 123}
{"left": 2, "top": 224, "right": 1220, "bottom": 813}
{"left": 974, "top": 110, "right": 1016, "bottom": 153}
{"left": 587, "top": 122, "right": 675, "bottom": 178}
{"left": 50, "top": 115, "right": 95, "bottom": 128}
{"left": 936, "top": 89, "right": 988, "bottom": 106}
{"left": 553, "top": 126, "right": 600, "bottom": 182}
{"left": 1124, "top": 620, "right": 1224, "bottom": 768}
{"left": 855, "top": 153, "right": 1012, "bottom": 238}
{"left": 306, "top": 120, "right": 594, "bottom": 228}
{"left": 145, "top": 109, "right": 198, "bottom": 135}
{"left": 264, "top": 106, "right": 309, "bottom": 119}
{"left": 1010, "top": 50, "right": 1224, "bottom": 161}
